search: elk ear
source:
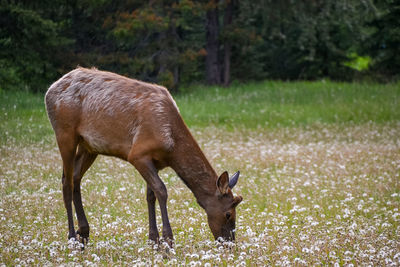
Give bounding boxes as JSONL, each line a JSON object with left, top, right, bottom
{"left": 217, "top": 171, "right": 230, "bottom": 195}
{"left": 228, "top": 171, "right": 240, "bottom": 189}
{"left": 232, "top": 195, "right": 243, "bottom": 208}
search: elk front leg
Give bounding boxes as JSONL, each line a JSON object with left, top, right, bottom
{"left": 130, "top": 157, "right": 173, "bottom": 246}
{"left": 146, "top": 185, "right": 159, "bottom": 243}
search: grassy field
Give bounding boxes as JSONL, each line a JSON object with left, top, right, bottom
{"left": 1, "top": 81, "right": 400, "bottom": 265}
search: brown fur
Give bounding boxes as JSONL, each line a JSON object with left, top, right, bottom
{"left": 45, "top": 67, "right": 242, "bottom": 246}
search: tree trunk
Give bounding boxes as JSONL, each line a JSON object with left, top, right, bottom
{"left": 171, "top": 19, "right": 180, "bottom": 90}
{"left": 223, "top": 0, "right": 233, "bottom": 86}
{"left": 205, "top": 0, "right": 221, "bottom": 85}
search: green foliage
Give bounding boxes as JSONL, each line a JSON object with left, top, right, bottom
{"left": 364, "top": 0, "right": 400, "bottom": 80}
{"left": 0, "top": 0, "right": 398, "bottom": 93}
{"left": 0, "top": 2, "right": 72, "bottom": 92}
{"left": 344, "top": 53, "right": 372, "bottom": 71}
{"left": 242, "top": 0, "right": 376, "bottom": 81}
{"left": 108, "top": 1, "right": 205, "bottom": 89}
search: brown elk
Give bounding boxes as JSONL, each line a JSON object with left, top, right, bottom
{"left": 45, "top": 67, "right": 242, "bottom": 246}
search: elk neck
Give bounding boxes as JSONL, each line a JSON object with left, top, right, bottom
{"left": 167, "top": 118, "right": 218, "bottom": 211}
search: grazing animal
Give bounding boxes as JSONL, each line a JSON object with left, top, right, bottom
{"left": 45, "top": 67, "right": 243, "bottom": 246}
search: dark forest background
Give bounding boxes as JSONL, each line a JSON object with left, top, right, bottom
{"left": 1, "top": 0, "right": 399, "bottom": 92}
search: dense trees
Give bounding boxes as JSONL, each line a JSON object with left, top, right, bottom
{"left": 365, "top": 0, "right": 400, "bottom": 80}
{"left": 0, "top": 1, "right": 70, "bottom": 91}
{"left": 0, "top": 0, "right": 398, "bottom": 92}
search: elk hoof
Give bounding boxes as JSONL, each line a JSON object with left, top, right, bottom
{"left": 149, "top": 233, "right": 160, "bottom": 244}
{"left": 76, "top": 230, "right": 89, "bottom": 249}
{"left": 161, "top": 237, "right": 174, "bottom": 249}
{"left": 68, "top": 231, "right": 77, "bottom": 240}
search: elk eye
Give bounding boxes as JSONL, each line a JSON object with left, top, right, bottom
{"left": 225, "top": 212, "right": 231, "bottom": 220}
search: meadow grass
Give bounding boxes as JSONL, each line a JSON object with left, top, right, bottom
{"left": 178, "top": 80, "right": 400, "bottom": 128}
{"left": 0, "top": 81, "right": 399, "bottom": 266}
{"left": 1, "top": 80, "right": 399, "bottom": 144}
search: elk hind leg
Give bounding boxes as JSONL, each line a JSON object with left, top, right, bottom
{"left": 73, "top": 144, "right": 97, "bottom": 246}
{"left": 57, "top": 133, "right": 79, "bottom": 240}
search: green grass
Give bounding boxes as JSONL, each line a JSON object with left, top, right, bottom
{"left": 0, "top": 90, "right": 52, "bottom": 144}
{"left": 1, "top": 81, "right": 399, "bottom": 145}
{"left": 178, "top": 80, "right": 400, "bottom": 128}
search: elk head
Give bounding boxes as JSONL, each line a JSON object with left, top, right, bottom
{"left": 207, "top": 171, "right": 243, "bottom": 241}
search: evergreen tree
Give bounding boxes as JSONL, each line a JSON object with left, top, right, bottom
{"left": 365, "top": 0, "right": 400, "bottom": 80}
{"left": 0, "top": 1, "right": 71, "bottom": 91}
{"left": 0, "top": 0, "right": 397, "bottom": 92}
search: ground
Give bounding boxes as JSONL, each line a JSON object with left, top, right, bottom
{"left": 1, "top": 123, "right": 399, "bottom": 265}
